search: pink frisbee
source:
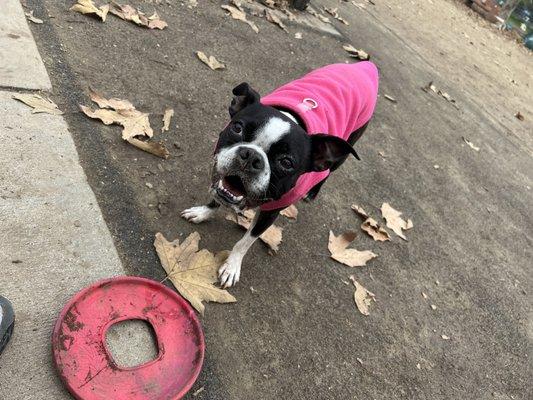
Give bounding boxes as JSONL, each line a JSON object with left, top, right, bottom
{"left": 52, "top": 276, "right": 204, "bottom": 400}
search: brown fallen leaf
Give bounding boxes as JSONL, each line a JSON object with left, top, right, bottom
{"left": 264, "top": 9, "right": 288, "bottom": 33}
{"left": 515, "top": 111, "right": 524, "bottom": 121}
{"left": 196, "top": 51, "right": 225, "bottom": 70}
{"left": 154, "top": 232, "right": 236, "bottom": 315}
{"left": 280, "top": 204, "right": 298, "bottom": 220}
{"left": 225, "top": 210, "right": 283, "bottom": 252}
{"left": 380, "top": 203, "right": 413, "bottom": 240}
{"left": 378, "top": 150, "right": 387, "bottom": 158}
{"left": 462, "top": 137, "right": 480, "bottom": 151}
{"left": 161, "top": 108, "right": 174, "bottom": 133}
{"left": 422, "top": 81, "right": 459, "bottom": 110}
{"left": 351, "top": 204, "right": 391, "bottom": 241}
{"left": 80, "top": 105, "right": 152, "bottom": 141}
{"left": 350, "top": 276, "right": 375, "bottom": 316}
{"left": 221, "top": 5, "right": 259, "bottom": 33}
{"left": 342, "top": 44, "right": 370, "bottom": 60}
{"left": 109, "top": 2, "right": 168, "bottom": 29}
{"left": 308, "top": 7, "right": 331, "bottom": 24}
{"left": 80, "top": 90, "right": 169, "bottom": 158}
{"left": 351, "top": 204, "right": 369, "bottom": 219}
{"left": 12, "top": 93, "right": 63, "bottom": 115}
{"left": 25, "top": 10, "right": 44, "bottom": 24}
{"left": 324, "top": 7, "right": 349, "bottom": 25}
{"left": 128, "top": 137, "right": 169, "bottom": 159}
{"left": 328, "top": 231, "right": 377, "bottom": 267}
{"left": 70, "top": 0, "right": 110, "bottom": 22}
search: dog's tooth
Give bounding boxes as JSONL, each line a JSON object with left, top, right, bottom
{"left": 235, "top": 196, "right": 243, "bottom": 201}
{"left": 218, "top": 180, "right": 223, "bottom": 189}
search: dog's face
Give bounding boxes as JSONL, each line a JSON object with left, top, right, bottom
{"left": 211, "top": 83, "right": 359, "bottom": 211}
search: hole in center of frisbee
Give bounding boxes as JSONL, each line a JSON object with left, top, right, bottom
{"left": 106, "top": 319, "right": 158, "bottom": 368}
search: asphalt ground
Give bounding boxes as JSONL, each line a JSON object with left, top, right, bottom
{"left": 19, "top": 0, "right": 533, "bottom": 399}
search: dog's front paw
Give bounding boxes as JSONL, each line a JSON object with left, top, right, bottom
{"left": 181, "top": 206, "right": 215, "bottom": 224}
{"left": 218, "top": 257, "right": 242, "bottom": 288}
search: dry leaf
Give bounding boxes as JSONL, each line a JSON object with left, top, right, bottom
{"left": 12, "top": 93, "right": 63, "bottom": 115}
{"left": 351, "top": 204, "right": 391, "bottom": 241}
{"left": 280, "top": 204, "right": 298, "bottom": 220}
{"left": 70, "top": 0, "right": 110, "bottom": 22}
{"left": 441, "top": 334, "right": 450, "bottom": 340}
{"left": 128, "top": 137, "right": 169, "bottom": 159}
{"left": 342, "top": 44, "right": 370, "bottom": 60}
{"left": 221, "top": 5, "right": 259, "bottom": 33}
{"left": 462, "top": 137, "right": 480, "bottom": 151}
{"left": 351, "top": 204, "right": 369, "bottom": 219}
{"left": 161, "top": 108, "right": 174, "bottom": 133}
{"left": 308, "top": 7, "right": 331, "bottom": 24}
{"left": 109, "top": 3, "right": 168, "bottom": 29}
{"left": 381, "top": 203, "right": 413, "bottom": 240}
{"left": 324, "top": 7, "right": 349, "bottom": 25}
{"left": 515, "top": 111, "right": 524, "bottom": 121}
{"left": 264, "top": 9, "right": 288, "bottom": 33}
{"left": 196, "top": 51, "right": 225, "bottom": 70}
{"left": 154, "top": 232, "right": 236, "bottom": 315}
{"left": 384, "top": 94, "right": 397, "bottom": 103}
{"left": 328, "top": 231, "right": 377, "bottom": 267}
{"left": 350, "top": 276, "right": 375, "bottom": 316}
{"left": 294, "top": 32, "right": 303, "bottom": 39}
{"left": 378, "top": 150, "right": 387, "bottom": 158}
{"left": 80, "top": 105, "right": 153, "bottom": 141}
{"left": 80, "top": 90, "right": 169, "bottom": 158}
{"left": 361, "top": 218, "right": 391, "bottom": 242}
{"left": 25, "top": 10, "right": 44, "bottom": 24}
{"left": 225, "top": 210, "right": 283, "bottom": 252}
{"left": 422, "top": 81, "right": 459, "bottom": 109}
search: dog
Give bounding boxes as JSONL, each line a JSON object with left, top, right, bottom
{"left": 182, "top": 62, "right": 379, "bottom": 287}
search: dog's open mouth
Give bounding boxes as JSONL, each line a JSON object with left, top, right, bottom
{"left": 215, "top": 175, "right": 246, "bottom": 204}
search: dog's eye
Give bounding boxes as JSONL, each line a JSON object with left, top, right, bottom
{"left": 279, "top": 157, "right": 294, "bottom": 170}
{"left": 231, "top": 122, "right": 243, "bottom": 135}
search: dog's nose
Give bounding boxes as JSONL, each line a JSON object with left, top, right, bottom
{"left": 237, "top": 147, "right": 264, "bottom": 171}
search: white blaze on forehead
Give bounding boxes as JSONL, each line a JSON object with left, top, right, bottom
{"left": 252, "top": 117, "right": 291, "bottom": 151}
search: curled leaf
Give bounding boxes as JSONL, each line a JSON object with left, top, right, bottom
{"left": 351, "top": 204, "right": 390, "bottom": 241}
{"left": 161, "top": 108, "right": 174, "bottom": 133}
{"left": 221, "top": 5, "right": 259, "bottom": 33}
{"left": 70, "top": 0, "right": 110, "bottom": 22}
{"left": 343, "top": 44, "right": 369, "bottom": 60}
{"left": 196, "top": 51, "right": 225, "bottom": 70}
{"left": 380, "top": 203, "right": 413, "bottom": 240}
{"left": 350, "top": 276, "right": 375, "bottom": 315}
{"left": 109, "top": 2, "right": 168, "bottom": 29}
{"left": 265, "top": 9, "right": 288, "bottom": 33}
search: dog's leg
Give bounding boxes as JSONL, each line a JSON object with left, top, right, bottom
{"left": 218, "top": 209, "right": 279, "bottom": 288}
{"left": 181, "top": 199, "right": 220, "bottom": 223}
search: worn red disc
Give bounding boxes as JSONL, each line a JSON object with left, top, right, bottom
{"left": 52, "top": 276, "right": 204, "bottom": 400}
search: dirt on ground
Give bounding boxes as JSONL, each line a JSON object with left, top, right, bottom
{"left": 23, "top": 0, "right": 532, "bottom": 399}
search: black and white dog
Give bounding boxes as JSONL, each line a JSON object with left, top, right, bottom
{"left": 182, "top": 63, "right": 379, "bottom": 287}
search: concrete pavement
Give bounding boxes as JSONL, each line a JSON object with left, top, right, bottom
{"left": 0, "top": 0, "right": 138, "bottom": 398}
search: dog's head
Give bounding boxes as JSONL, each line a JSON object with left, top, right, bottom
{"left": 211, "top": 83, "right": 359, "bottom": 211}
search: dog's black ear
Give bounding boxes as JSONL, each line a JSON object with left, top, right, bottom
{"left": 229, "top": 83, "right": 260, "bottom": 117}
{"left": 309, "top": 134, "right": 360, "bottom": 172}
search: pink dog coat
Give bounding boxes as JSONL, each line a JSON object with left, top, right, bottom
{"left": 260, "top": 62, "right": 379, "bottom": 211}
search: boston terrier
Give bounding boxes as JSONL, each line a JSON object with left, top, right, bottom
{"left": 182, "top": 62, "right": 379, "bottom": 287}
